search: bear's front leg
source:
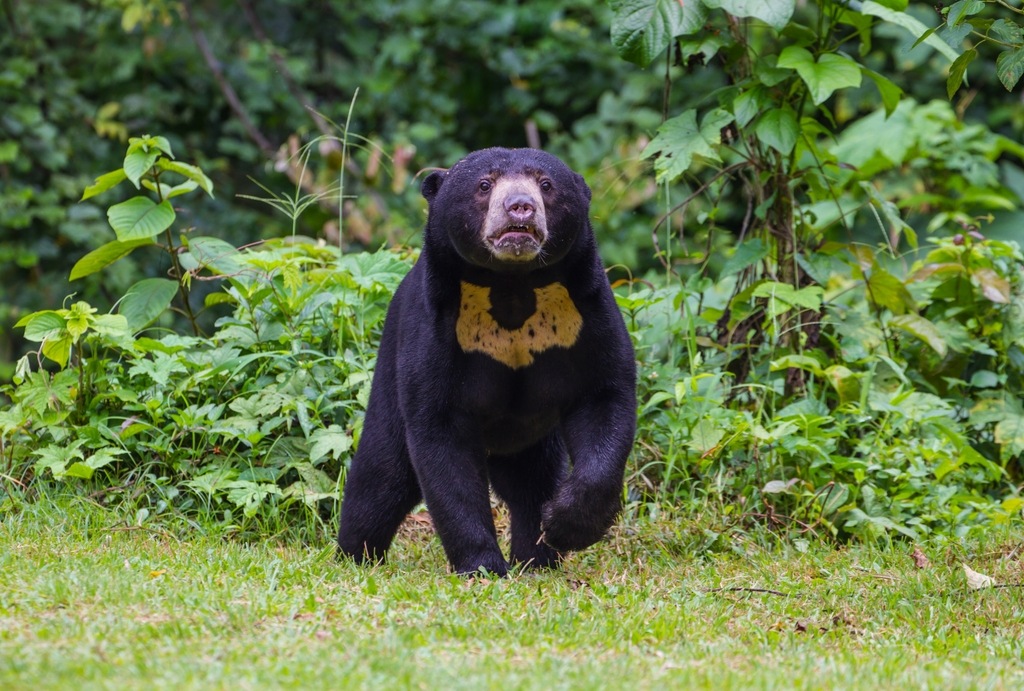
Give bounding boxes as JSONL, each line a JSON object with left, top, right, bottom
{"left": 407, "top": 419, "right": 510, "bottom": 576}
{"left": 541, "top": 387, "right": 636, "bottom": 552}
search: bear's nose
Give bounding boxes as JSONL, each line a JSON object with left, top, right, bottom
{"left": 504, "top": 194, "right": 536, "bottom": 222}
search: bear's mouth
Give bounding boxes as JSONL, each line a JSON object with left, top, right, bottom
{"left": 489, "top": 224, "right": 543, "bottom": 260}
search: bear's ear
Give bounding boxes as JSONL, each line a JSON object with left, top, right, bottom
{"left": 421, "top": 171, "right": 445, "bottom": 202}
{"left": 575, "top": 172, "right": 592, "bottom": 202}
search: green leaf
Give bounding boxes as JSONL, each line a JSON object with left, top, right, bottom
{"left": 940, "top": 23, "right": 972, "bottom": 50}
{"left": 755, "top": 108, "right": 798, "bottom": 154}
{"left": 860, "top": 1, "right": 960, "bottom": 63}
{"left": 156, "top": 158, "right": 215, "bottom": 198}
{"left": 33, "top": 440, "right": 87, "bottom": 478}
{"left": 990, "top": 18, "right": 1023, "bottom": 44}
{"left": 910, "top": 25, "right": 939, "bottom": 50}
{"left": 771, "top": 354, "right": 825, "bottom": 377}
{"left": 721, "top": 238, "right": 769, "bottom": 276}
{"left": 859, "top": 181, "right": 916, "bottom": 248}
{"left": 751, "top": 282, "right": 824, "bottom": 310}
{"left": 947, "top": 49, "right": 977, "bottom": 99}
{"left": 754, "top": 55, "right": 792, "bottom": 86}
{"left": 946, "top": 0, "right": 983, "bottom": 28}
{"left": 69, "top": 238, "right": 154, "bottom": 280}
{"left": 702, "top": 0, "right": 795, "bottom": 31}
{"left": 123, "top": 149, "right": 159, "bottom": 187}
{"left": 165, "top": 180, "right": 199, "bottom": 199}
{"left": 151, "top": 136, "right": 174, "bottom": 158}
{"left": 777, "top": 47, "right": 862, "bottom": 104}
{"left": 796, "top": 252, "right": 832, "bottom": 285}
{"left": 178, "top": 236, "right": 242, "bottom": 276}
{"left": 107, "top": 197, "right": 176, "bottom": 241}
{"left": 119, "top": 278, "right": 180, "bottom": 331}
{"left": 41, "top": 335, "right": 72, "bottom": 368}
{"left": 996, "top": 47, "right": 1024, "bottom": 91}
{"left": 825, "top": 365, "right": 860, "bottom": 405}
{"left": 81, "top": 169, "right": 128, "bottom": 201}
{"left": 641, "top": 108, "right": 734, "bottom": 183}
{"left": 309, "top": 424, "right": 354, "bottom": 463}
{"left": 731, "top": 85, "right": 769, "bottom": 128}
{"left": 688, "top": 420, "right": 724, "bottom": 453}
{"left": 860, "top": 67, "right": 903, "bottom": 117}
{"left": 610, "top": 0, "right": 707, "bottom": 67}
{"left": 889, "top": 314, "right": 947, "bottom": 356}
{"left": 865, "top": 269, "right": 916, "bottom": 314}
{"left": 995, "top": 413, "right": 1024, "bottom": 460}
{"left": 678, "top": 34, "right": 730, "bottom": 63}
{"left": 23, "top": 312, "right": 67, "bottom": 342}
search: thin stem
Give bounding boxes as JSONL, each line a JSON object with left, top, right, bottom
{"left": 154, "top": 168, "right": 200, "bottom": 336}
{"left": 338, "top": 89, "right": 360, "bottom": 254}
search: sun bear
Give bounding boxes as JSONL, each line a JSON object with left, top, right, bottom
{"left": 336, "top": 148, "right": 636, "bottom": 575}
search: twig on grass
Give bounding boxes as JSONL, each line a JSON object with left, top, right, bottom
{"left": 704, "top": 587, "right": 800, "bottom": 598}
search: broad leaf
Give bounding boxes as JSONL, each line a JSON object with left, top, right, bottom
{"left": 119, "top": 278, "right": 180, "bottom": 331}
{"left": 688, "top": 420, "right": 724, "bottom": 453}
{"left": 703, "top": 0, "right": 795, "bottom": 31}
{"left": 81, "top": 169, "right": 127, "bottom": 201}
{"left": 179, "top": 236, "right": 242, "bottom": 276}
{"left": 309, "top": 424, "right": 353, "bottom": 462}
{"left": 731, "top": 85, "right": 769, "bottom": 128}
{"left": 641, "top": 108, "right": 734, "bottom": 183}
{"left": 947, "top": 49, "right": 977, "bottom": 99}
{"left": 777, "top": 47, "right": 861, "bottom": 104}
{"left": 860, "top": 1, "right": 960, "bottom": 63}
{"left": 156, "top": 158, "right": 215, "bottom": 198}
{"left": 107, "top": 197, "right": 176, "bottom": 241}
{"left": 721, "top": 238, "right": 769, "bottom": 276}
{"left": 755, "top": 107, "right": 798, "bottom": 154}
{"left": 23, "top": 312, "right": 66, "bottom": 342}
{"left": 41, "top": 335, "right": 72, "bottom": 368}
{"left": 996, "top": 47, "right": 1024, "bottom": 91}
{"left": 972, "top": 267, "right": 1011, "bottom": 303}
{"left": 860, "top": 67, "right": 903, "bottom": 117}
{"left": 610, "top": 0, "right": 707, "bottom": 67}
{"left": 751, "top": 282, "right": 824, "bottom": 310}
{"left": 123, "top": 149, "right": 159, "bottom": 187}
{"left": 990, "top": 18, "right": 1023, "bottom": 44}
{"left": 825, "top": 365, "right": 860, "bottom": 405}
{"left": 865, "top": 269, "right": 916, "bottom": 314}
{"left": 889, "top": 313, "right": 947, "bottom": 356}
{"left": 946, "top": 0, "right": 983, "bottom": 28}
{"left": 995, "top": 413, "right": 1024, "bottom": 460}
{"left": 70, "top": 238, "right": 154, "bottom": 280}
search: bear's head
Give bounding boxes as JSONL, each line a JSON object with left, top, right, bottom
{"left": 421, "top": 148, "right": 592, "bottom": 271}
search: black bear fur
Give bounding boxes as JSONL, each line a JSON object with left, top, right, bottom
{"left": 336, "top": 148, "right": 636, "bottom": 575}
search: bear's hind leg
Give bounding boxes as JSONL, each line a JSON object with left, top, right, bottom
{"left": 489, "top": 432, "right": 567, "bottom": 570}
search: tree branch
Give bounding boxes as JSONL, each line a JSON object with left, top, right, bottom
{"left": 181, "top": 0, "right": 275, "bottom": 157}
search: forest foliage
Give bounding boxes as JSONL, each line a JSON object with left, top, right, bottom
{"left": 1, "top": 0, "right": 1024, "bottom": 546}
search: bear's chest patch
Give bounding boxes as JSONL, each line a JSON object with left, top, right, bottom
{"left": 456, "top": 281, "right": 583, "bottom": 369}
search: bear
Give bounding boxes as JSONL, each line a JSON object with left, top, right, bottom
{"left": 336, "top": 147, "right": 636, "bottom": 576}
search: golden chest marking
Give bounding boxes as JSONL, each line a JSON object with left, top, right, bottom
{"left": 456, "top": 281, "right": 583, "bottom": 369}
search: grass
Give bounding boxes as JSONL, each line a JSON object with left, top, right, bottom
{"left": 1, "top": 498, "right": 1023, "bottom": 690}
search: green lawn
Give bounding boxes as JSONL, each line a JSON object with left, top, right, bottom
{"left": 1, "top": 501, "right": 1023, "bottom": 690}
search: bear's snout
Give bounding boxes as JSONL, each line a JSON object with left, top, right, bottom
{"left": 483, "top": 174, "right": 548, "bottom": 263}
{"left": 504, "top": 193, "right": 536, "bottom": 222}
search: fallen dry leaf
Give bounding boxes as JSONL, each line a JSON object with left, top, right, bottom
{"left": 962, "top": 564, "right": 995, "bottom": 590}
{"left": 910, "top": 546, "right": 931, "bottom": 569}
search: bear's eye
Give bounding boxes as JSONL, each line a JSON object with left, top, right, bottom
{"left": 540, "top": 180, "right": 552, "bottom": 192}
{"left": 479, "top": 180, "right": 492, "bottom": 192}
